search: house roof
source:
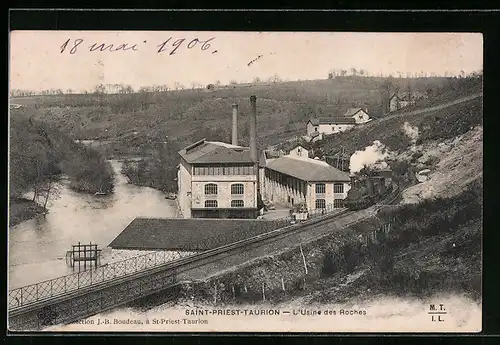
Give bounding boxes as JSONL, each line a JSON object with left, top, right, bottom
{"left": 308, "top": 117, "right": 356, "bottom": 126}
{"left": 266, "top": 156, "right": 351, "bottom": 182}
{"left": 343, "top": 108, "right": 365, "bottom": 117}
{"left": 108, "top": 218, "right": 287, "bottom": 251}
{"left": 390, "top": 91, "right": 426, "bottom": 102}
{"left": 178, "top": 139, "right": 254, "bottom": 164}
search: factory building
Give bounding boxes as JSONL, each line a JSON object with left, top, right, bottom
{"left": 177, "top": 96, "right": 260, "bottom": 219}
{"left": 260, "top": 145, "right": 351, "bottom": 211}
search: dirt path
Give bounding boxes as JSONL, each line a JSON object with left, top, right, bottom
{"left": 373, "top": 92, "right": 483, "bottom": 125}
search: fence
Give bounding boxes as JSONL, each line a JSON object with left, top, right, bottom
{"left": 306, "top": 204, "right": 345, "bottom": 220}
{"left": 9, "top": 190, "right": 388, "bottom": 311}
{"left": 8, "top": 250, "right": 194, "bottom": 309}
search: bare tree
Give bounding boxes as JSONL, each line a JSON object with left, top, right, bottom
{"left": 37, "top": 177, "right": 61, "bottom": 214}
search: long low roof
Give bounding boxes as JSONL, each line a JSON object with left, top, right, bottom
{"left": 266, "top": 156, "right": 351, "bottom": 182}
{"left": 308, "top": 117, "right": 356, "bottom": 125}
{"left": 108, "top": 218, "right": 287, "bottom": 251}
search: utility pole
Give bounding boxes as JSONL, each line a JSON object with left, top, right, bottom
{"left": 336, "top": 146, "right": 345, "bottom": 171}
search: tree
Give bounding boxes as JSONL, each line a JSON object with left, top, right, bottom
{"left": 379, "top": 78, "right": 393, "bottom": 114}
{"left": 406, "top": 83, "right": 413, "bottom": 104}
{"left": 37, "top": 176, "right": 61, "bottom": 214}
{"left": 173, "top": 82, "right": 184, "bottom": 90}
{"left": 268, "top": 74, "right": 282, "bottom": 83}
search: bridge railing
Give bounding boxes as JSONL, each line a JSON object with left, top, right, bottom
{"left": 8, "top": 250, "right": 194, "bottom": 309}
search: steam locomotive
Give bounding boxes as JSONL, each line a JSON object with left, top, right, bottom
{"left": 344, "top": 169, "right": 393, "bottom": 211}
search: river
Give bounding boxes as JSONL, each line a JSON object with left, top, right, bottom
{"left": 8, "top": 160, "right": 178, "bottom": 290}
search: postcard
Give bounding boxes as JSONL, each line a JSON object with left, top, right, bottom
{"left": 8, "top": 30, "right": 483, "bottom": 333}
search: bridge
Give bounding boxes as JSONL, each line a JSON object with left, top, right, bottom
{"left": 8, "top": 185, "right": 400, "bottom": 331}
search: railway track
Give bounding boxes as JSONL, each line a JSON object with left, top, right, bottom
{"left": 9, "top": 184, "right": 400, "bottom": 329}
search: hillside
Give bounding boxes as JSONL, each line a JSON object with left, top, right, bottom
{"left": 11, "top": 76, "right": 455, "bottom": 151}
{"left": 10, "top": 76, "right": 482, "bottom": 195}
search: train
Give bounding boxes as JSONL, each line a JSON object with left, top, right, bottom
{"left": 344, "top": 169, "right": 394, "bottom": 211}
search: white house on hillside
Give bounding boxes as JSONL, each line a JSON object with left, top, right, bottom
{"left": 306, "top": 108, "right": 371, "bottom": 137}
{"left": 343, "top": 108, "right": 371, "bottom": 124}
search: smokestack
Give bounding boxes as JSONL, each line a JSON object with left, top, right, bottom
{"left": 249, "top": 95, "right": 257, "bottom": 162}
{"left": 232, "top": 103, "right": 238, "bottom": 146}
{"left": 249, "top": 95, "right": 260, "bottom": 214}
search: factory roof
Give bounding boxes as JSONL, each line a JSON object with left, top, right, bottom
{"left": 308, "top": 117, "right": 356, "bottom": 126}
{"left": 179, "top": 139, "right": 254, "bottom": 164}
{"left": 108, "top": 218, "right": 287, "bottom": 251}
{"left": 266, "top": 156, "right": 351, "bottom": 182}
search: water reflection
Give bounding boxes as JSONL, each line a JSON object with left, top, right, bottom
{"left": 9, "top": 160, "right": 177, "bottom": 289}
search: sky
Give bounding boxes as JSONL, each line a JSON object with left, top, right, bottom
{"left": 9, "top": 31, "right": 483, "bottom": 92}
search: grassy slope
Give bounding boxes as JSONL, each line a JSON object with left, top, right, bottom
{"left": 12, "top": 76, "right": 452, "bottom": 152}
{"left": 288, "top": 95, "right": 482, "bottom": 158}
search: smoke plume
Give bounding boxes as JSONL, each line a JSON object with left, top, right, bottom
{"left": 402, "top": 122, "right": 420, "bottom": 144}
{"left": 349, "top": 140, "right": 390, "bottom": 174}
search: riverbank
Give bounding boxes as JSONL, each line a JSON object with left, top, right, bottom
{"left": 9, "top": 198, "right": 45, "bottom": 227}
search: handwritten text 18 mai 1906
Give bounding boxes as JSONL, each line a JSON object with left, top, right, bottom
{"left": 60, "top": 37, "right": 217, "bottom": 56}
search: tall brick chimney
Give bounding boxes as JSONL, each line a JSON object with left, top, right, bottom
{"left": 249, "top": 96, "right": 257, "bottom": 162}
{"left": 232, "top": 103, "right": 238, "bottom": 146}
{"left": 249, "top": 95, "right": 260, "bottom": 213}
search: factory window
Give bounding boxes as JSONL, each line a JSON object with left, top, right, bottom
{"left": 204, "top": 183, "right": 218, "bottom": 195}
{"left": 334, "top": 199, "right": 344, "bottom": 209}
{"left": 333, "top": 183, "right": 344, "bottom": 193}
{"left": 231, "top": 184, "right": 244, "bottom": 195}
{"left": 315, "top": 183, "right": 326, "bottom": 194}
{"left": 231, "top": 200, "right": 244, "bottom": 208}
{"left": 315, "top": 199, "right": 326, "bottom": 209}
{"left": 205, "top": 200, "right": 218, "bottom": 208}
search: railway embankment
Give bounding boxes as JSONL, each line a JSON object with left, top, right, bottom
{"left": 137, "top": 178, "right": 481, "bottom": 310}
{"left": 133, "top": 214, "right": 385, "bottom": 309}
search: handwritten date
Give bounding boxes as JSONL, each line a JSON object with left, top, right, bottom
{"left": 60, "top": 37, "right": 217, "bottom": 55}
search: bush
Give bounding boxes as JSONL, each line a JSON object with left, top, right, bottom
{"left": 321, "top": 250, "right": 339, "bottom": 276}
